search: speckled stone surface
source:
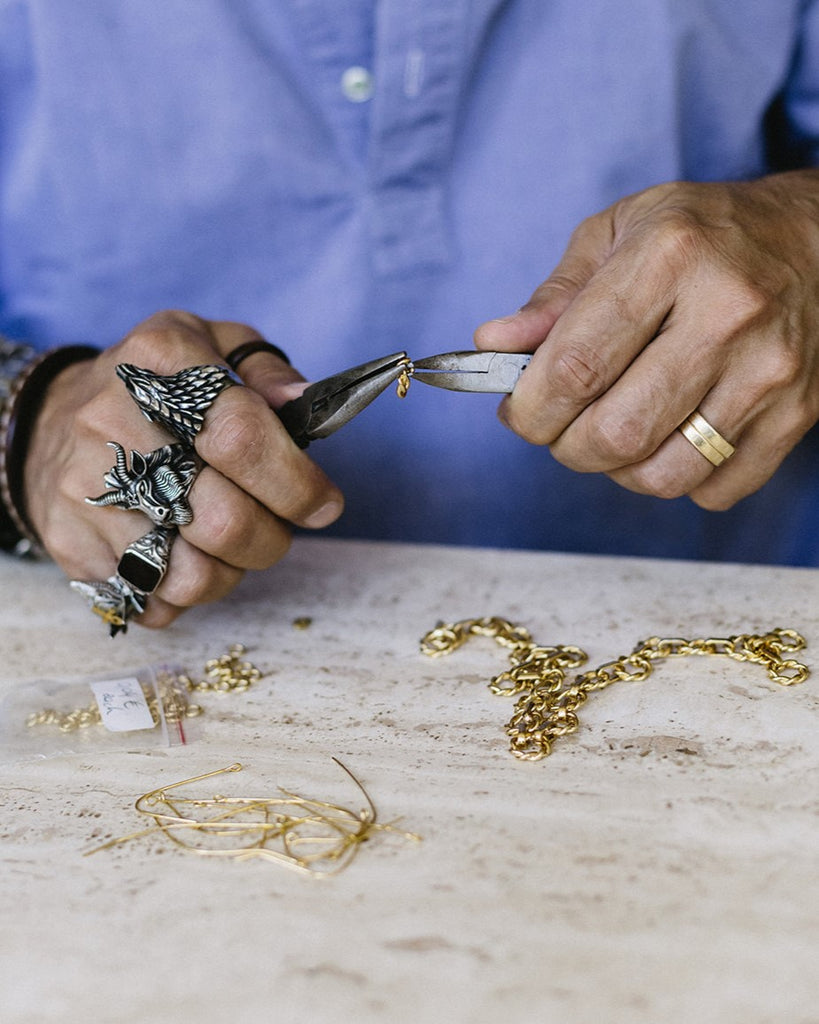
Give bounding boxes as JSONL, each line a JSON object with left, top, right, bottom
{"left": 1, "top": 538, "right": 818, "bottom": 1024}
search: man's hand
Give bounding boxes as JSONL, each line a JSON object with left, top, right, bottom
{"left": 24, "top": 310, "right": 344, "bottom": 628}
{"left": 475, "top": 171, "right": 819, "bottom": 509}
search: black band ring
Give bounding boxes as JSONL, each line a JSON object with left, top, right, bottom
{"left": 225, "top": 339, "right": 291, "bottom": 372}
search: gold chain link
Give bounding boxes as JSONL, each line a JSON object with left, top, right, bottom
{"left": 420, "top": 617, "right": 809, "bottom": 761}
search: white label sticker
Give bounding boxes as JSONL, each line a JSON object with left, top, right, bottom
{"left": 90, "top": 677, "right": 155, "bottom": 732}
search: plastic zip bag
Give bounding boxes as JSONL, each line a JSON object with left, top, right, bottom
{"left": 0, "top": 662, "right": 202, "bottom": 764}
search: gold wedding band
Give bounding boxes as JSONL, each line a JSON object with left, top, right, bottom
{"left": 679, "top": 411, "right": 735, "bottom": 467}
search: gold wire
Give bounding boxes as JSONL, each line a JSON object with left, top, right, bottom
{"left": 85, "top": 760, "right": 420, "bottom": 874}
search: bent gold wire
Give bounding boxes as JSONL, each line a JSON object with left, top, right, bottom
{"left": 85, "top": 760, "right": 421, "bottom": 875}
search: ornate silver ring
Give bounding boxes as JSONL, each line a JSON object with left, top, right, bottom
{"left": 86, "top": 441, "right": 198, "bottom": 527}
{"left": 71, "top": 526, "right": 175, "bottom": 637}
{"left": 116, "top": 362, "right": 237, "bottom": 446}
{"left": 69, "top": 575, "right": 147, "bottom": 637}
{"left": 116, "top": 524, "right": 175, "bottom": 596}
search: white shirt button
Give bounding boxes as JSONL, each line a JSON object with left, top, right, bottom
{"left": 341, "top": 66, "right": 374, "bottom": 102}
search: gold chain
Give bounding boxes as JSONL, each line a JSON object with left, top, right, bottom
{"left": 25, "top": 668, "right": 200, "bottom": 733}
{"left": 420, "top": 617, "right": 809, "bottom": 761}
{"left": 26, "top": 643, "right": 259, "bottom": 732}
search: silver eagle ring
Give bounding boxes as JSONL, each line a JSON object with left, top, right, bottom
{"left": 116, "top": 362, "right": 237, "bottom": 447}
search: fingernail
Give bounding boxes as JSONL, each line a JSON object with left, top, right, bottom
{"left": 303, "top": 499, "right": 344, "bottom": 529}
{"left": 279, "top": 381, "right": 308, "bottom": 401}
{"left": 489, "top": 309, "right": 522, "bottom": 325}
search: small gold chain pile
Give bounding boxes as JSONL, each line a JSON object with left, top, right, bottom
{"left": 26, "top": 643, "right": 259, "bottom": 732}
{"left": 421, "top": 617, "right": 809, "bottom": 761}
{"left": 25, "top": 668, "right": 198, "bottom": 733}
{"left": 26, "top": 701, "right": 108, "bottom": 733}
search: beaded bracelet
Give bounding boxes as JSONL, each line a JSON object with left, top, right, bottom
{"left": 0, "top": 340, "right": 98, "bottom": 556}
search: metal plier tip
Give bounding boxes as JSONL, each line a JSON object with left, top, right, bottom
{"left": 277, "top": 351, "right": 411, "bottom": 448}
{"left": 411, "top": 351, "right": 531, "bottom": 392}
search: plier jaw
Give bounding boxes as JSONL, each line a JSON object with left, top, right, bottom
{"left": 411, "top": 351, "right": 531, "bottom": 392}
{"left": 277, "top": 351, "right": 411, "bottom": 448}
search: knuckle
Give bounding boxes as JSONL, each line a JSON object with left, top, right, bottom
{"left": 775, "top": 401, "right": 815, "bottom": 447}
{"left": 748, "top": 339, "right": 803, "bottom": 394}
{"left": 120, "top": 310, "right": 208, "bottom": 370}
{"left": 204, "top": 399, "right": 268, "bottom": 467}
{"left": 691, "top": 490, "right": 736, "bottom": 512}
{"left": 589, "top": 410, "right": 654, "bottom": 466}
{"left": 122, "top": 327, "right": 176, "bottom": 369}
{"left": 254, "top": 529, "right": 292, "bottom": 569}
{"left": 721, "top": 278, "right": 770, "bottom": 330}
{"left": 164, "top": 561, "right": 243, "bottom": 608}
{"left": 193, "top": 498, "right": 253, "bottom": 551}
{"left": 567, "top": 208, "right": 610, "bottom": 250}
{"left": 134, "top": 308, "right": 204, "bottom": 335}
{"left": 503, "top": 402, "right": 553, "bottom": 446}
{"left": 650, "top": 208, "right": 707, "bottom": 271}
{"left": 49, "top": 525, "right": 91, "bottom": 573}
{"left": 192, "top": 497, "right": 293, "bottom": 569}
{"left": 73, "top": 392, "right": 112, "bottom": 438}
{"left": 628, "top": 460, "right": 691, "bottom": 501}
{"left": 550, "top": 343, "right": 609, "bottom": 402}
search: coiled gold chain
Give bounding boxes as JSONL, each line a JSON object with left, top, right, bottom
{"left": 420, "top": 617, "right": 809, "bottom": 761}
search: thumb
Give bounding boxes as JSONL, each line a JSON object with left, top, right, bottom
{"left": 474, "top": 210, "right": 616, "bottom": 353}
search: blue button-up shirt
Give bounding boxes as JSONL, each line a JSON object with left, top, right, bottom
{"left": 2, "top": 1, "right": 819, "bottom": 563}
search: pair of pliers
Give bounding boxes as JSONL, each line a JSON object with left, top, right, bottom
{"left": 277, "top": 350, "right": 531, "bottom": 448}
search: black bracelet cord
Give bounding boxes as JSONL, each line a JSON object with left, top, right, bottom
{"left": 0, "top": 344, "right": 98, "bottom": 556}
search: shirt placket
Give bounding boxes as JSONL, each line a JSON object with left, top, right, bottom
{"left": 366, "top": 0, "right": 469, "bottom": 276}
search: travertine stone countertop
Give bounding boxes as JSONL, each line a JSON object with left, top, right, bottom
{"left": 1, "top": 538, "right": 817, "bottom": 1024}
